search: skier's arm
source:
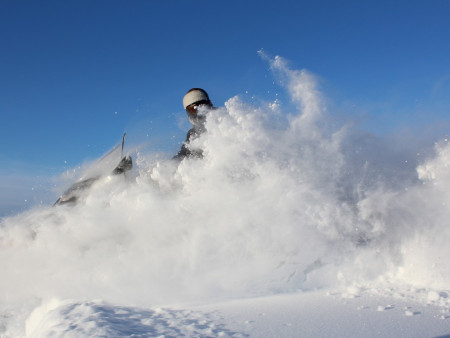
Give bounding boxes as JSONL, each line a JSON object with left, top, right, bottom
{"left": 172, "top": 128, "right": 203, "bottom": 160}
{"left": 172, "top": 129, "right": 193, "bottom": 160}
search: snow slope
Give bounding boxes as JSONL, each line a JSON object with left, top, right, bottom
{"left": 1, "top": 55, "right": 450, "bottom": 337}
{"left": 21, "top": 291, "right": 450, "bottom": 337}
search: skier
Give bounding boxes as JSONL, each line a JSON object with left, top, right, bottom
{"left": 54, "top": 89, "right": 212, "bottom": 205}
{"left": 173, "top": 88, "right": 213, "bottom": 160}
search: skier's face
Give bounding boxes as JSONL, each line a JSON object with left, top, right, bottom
{"left": 186, "top": 100, "right": 212, "bottom": 127}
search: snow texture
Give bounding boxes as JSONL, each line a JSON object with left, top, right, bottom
{"left": 1, "top": 55, "right": 450, "bottom": 337}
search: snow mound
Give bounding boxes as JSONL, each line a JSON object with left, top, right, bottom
{"left": 25, "top": 299, "right": 237, "bottom": 337}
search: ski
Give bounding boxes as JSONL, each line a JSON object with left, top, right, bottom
{"left": 54, "top": 132, "right": 132, "bottom": 206}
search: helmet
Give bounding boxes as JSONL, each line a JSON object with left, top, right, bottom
{"left": 183, "top": 88, "right": 212, "bottom": 110}
{"left": 183, "top": 88, "right": 212, "bottom": 127}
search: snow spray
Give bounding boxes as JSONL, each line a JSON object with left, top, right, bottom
{"left": 1, "top": 56, "right": 449, "bottom": 326}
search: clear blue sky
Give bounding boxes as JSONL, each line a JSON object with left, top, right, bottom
{"left": 1, "top": 1, "right": 449, "bottom": 178}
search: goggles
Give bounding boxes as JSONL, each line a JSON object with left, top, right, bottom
{"left": 185, "top": 100, "right": 211, "bottom": 115}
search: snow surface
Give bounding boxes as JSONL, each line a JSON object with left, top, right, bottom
{"left": 20, "top": 291, "right": 450, "bottom": 337}
{"left": 1, "top": 55, "right": 450, "bottom": 337}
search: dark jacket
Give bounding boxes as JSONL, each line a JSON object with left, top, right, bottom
{"left": 172, "top": 126, "right": 204, "bottom": 160}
